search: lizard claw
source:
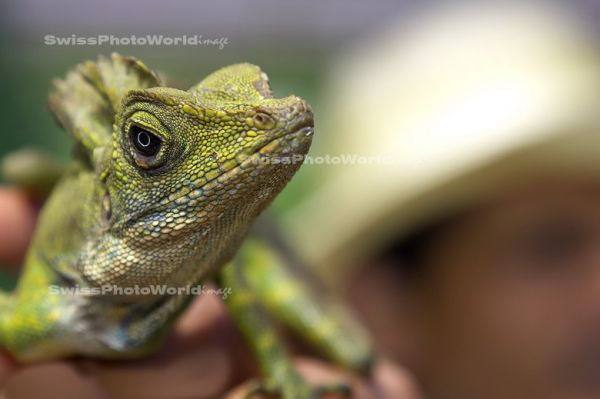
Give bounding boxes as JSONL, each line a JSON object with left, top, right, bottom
{"left": 243, "top": 383, "right": 280, "bottom": 399}
{"left": 243, "top": 380, "right": 352, "bottom": 399}
{"left": 313, "top": 383, "right": 352, "bottom": 399}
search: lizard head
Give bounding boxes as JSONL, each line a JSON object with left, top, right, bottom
{"left": 87, "top": 63, "right": 313, "bottom": 289}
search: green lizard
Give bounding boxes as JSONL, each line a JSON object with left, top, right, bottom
{"left": 0, "top": 54, "right": 373, "bottom": 398}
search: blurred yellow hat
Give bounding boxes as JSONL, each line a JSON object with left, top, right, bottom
{"left": 283, "top": 3, "right": 600, "bottom": 277}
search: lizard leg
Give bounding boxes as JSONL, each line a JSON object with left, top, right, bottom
{"left": 0, "top": 291, "right": 19, "bottom": 357}
{"left": 0, "top": 292, "right": 77, "bottom": 362}
{"left": 235, "top": 237, "right": 374, "bottom": 375}
{"left": 0, "top": 262, "right": 74, "bottom": 362}
{"left": 220, "top": 260, "right": 351, "bottom": 399}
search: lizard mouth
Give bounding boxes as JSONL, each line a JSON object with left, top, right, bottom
{"left": 196, "top": 112, "right": 314, "bottom": 179}
{"left": 207, "top": 123, "right": 313, "bottom": 186}
{"left": 201, "top": 122, "right": 313, "bottom": 186}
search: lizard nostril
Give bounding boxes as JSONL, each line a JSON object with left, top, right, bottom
{"left": 301, "top": 127, "right": 314, "bottom": 137}
{"left": 291, "top": 101, "right": 307, "bottom": 114}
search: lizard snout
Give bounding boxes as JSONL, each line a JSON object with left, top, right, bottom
{"left": 284, "top": 97, "right": 314, "bottom": 132}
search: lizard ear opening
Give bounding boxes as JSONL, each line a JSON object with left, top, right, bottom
{"left": 188, "top": 63, "right": 273, "bottom": 101}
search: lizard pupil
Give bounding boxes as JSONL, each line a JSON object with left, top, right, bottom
{"left": 137, "top": 131, "right": 151, "bottom": 147}
{"left": 130, "top": 125, "right": 161, "bottom": 157}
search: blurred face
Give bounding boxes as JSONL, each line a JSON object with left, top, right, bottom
{"left": 404, "top": 180, "right": 600, "bottom": 399}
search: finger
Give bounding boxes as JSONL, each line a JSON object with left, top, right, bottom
{"left": 226, "top": 358, "right": 423, "bottom": 399}
{"left": 295, "top": 357, "right": 374, "bottom": 399}
{"left": 82, "top": 294, "right": 239, "bottom": 399}
{"left": 0, "top": 188, "right": 38, "bottom": 268}
{"left": 297, "top": 358, "right": 423, "bottom": 399}
{"left": 372, "top": 359, "right": 423, "bottom": 399}
{"left": 224, "top": 379, "right": 258, "bottom": 399}
{"left": 225, "top": 357, "right": 374, "bottom": 399}
{"left": 1, "top": 360, "right": 108, "bottom": 398}
{"left": 84, "top": 344, "right": 231, "bottom": 399}
{"left": 176, "top": 290, "right": 257, "bottom": 382}
{"left": 176, "top": 287, "right": 233, "bottom": 338}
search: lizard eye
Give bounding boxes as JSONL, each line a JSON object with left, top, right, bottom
{"left": 253, "top": 112, "right": 275, "bottom": 130}
{"left": 131, "top": 125, "right": 162, "bottom": 156}
{"left": 129, "top": 125, "right": 164, "bottom": 169}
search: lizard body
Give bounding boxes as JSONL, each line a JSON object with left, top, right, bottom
{"left": 0, "top": 54, "right": 372, "bottom": 398}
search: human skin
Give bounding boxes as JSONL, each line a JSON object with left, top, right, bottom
{"left": 348, "top": 179, "right": 600, "bottom": 399}
{"left": 0, "top": 187, "right": 412, "bottom": 398}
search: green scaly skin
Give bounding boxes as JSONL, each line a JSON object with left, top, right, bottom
{"left": 0, "top": 54, "right": 373, "bottom": 398}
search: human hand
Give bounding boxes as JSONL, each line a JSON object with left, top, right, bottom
{"left": 0, "top": 187, "right": 417, "bottom": 398}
